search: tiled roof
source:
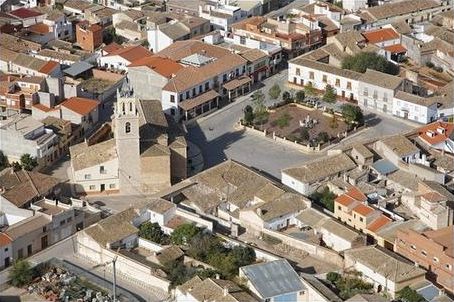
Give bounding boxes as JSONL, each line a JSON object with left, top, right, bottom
{"left": 362, "top": 28, "right": 399, "bottom": 44}
{"left": 60, "top": 97, "right": 99, "bottom": 116}
{"left": 367, "top": 215, "right": 392, "bottom": 233}
{"left": 344, "top": 246, "right": 426, "bottom": 282}
{"left": 128, "top": 56, "right": 183, "bottom": 78}
{"left": 384, "top": 44, "right": 407, "bottom": 54}
{"left": 5, "top": 214, "right": 51, "bottom": 240}
{"left": 102, "top": 42, "right": 123, "bottom": 54}
{"left": 38, "top": 60, "right": 59, "bottom": 74}
{"left": 179, "top": 89, "right": 219, "bottom": 111}
{"left": 290, "top": 57, "right": 363, "bottom": 80}
{"left": 380, "top": 135, "right": 419, "bottom": 157}
{"left": 0, "top": 233, "right": 12, "bottom": 247}
{"left": 422, "top": 226, "right": 453, "bottom": 257}
{"left": 28, "top": 23, "right": 50, "bottom": 34}
{"left": 70, "top": 139, "right": 116, "bottom": 171}
{"left": 335, "top": 194, "right": 356, "bottom": 207}
{"left": 421, "top": 191, "right": 446, "bottom": 203}
{"left": 361, "top": 0, "right": 440, "bottom": 21}
{"left": 106, "top": 45, "right": 153, "bottom": 63}
{"left": 9, "top": 7, "right": 42, "bottom": 19}
{"left": 395, "top": 91, "right": 437, "bottom": 107}
{"left": 283, "top": 153, "right": 357, "bottom": 184}
{"left": 359, "top": 69, "right": 403, "bottom": 90}
{"left": 352, "top": 203, "right": 375, "bottom": 216}
{"left": 418, "top": 122, "right": 454, "bottom": 146}
{"left": 320, "top": 219, "right": 361, "bottom": 242}
{"left": 249, "top": 192, "right": 308, "bottom": 222}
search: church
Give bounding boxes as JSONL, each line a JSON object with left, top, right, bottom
{"left": 69, "top": 81, "right": 187, "bottom": 195}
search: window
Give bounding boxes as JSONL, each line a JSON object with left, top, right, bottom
{"left": 109, "top": 183, "right": 115, "bottom": 189}
{"left": 410, "top": 245, "right": 416, "bottom": 250}
{"left": 27, "top": 244, "right": 32, "bottom": 256}
{"left": 43, "top": 226, "right": 47, "bottom": 232}
{"left": 18, "top": 248, "right": 23, "bottom": 259}
{"left": 223, "top": 74, "right": 227, "bottom": 82}
{"left": 240, "top": 36, "right": 246, "bottom": 45}
{"left": 383, "top": 92, "right": 388, "bottom": 102}
{"left": 421, "top": 250, "right": 427, "bottom": 256}
{"left": 100, "top": 166, "right": 106, "bottom": 174}
{"left": 363, "top": 88, "right": 368, "bottom": 96}
{"left": 354, "top": 214, "right": 356, "bottom": 218}
{"left": 199, "top": 85, "right": 202, "bottom": 93}
{"left": 446, "top": 264, "right": 452, "bottom": 270}
{"left": 170, "top": 108, "right": 175, "bottom": 115}
{"left": 373, "top": 90, "right": 378, "bottom": 99}
{"left": 335, "top": 78, "right": 340, "bottom": 87}
{"left": 205, "top": 82, "right": 209, "bottom": 90}
{"left": 433, "top": 257, "right": 439, "bottom": 263}
{"left": 179, "top": 94, "right": 183, "bottom": 101}
{"left": 296, "top": 68, "right": 300, "bottom": 76}
{"left": 125, "top": 122, "right": 131, "bottom": 133}
{"left": 309, "top": 71, "right": 314, "bottom": 79}
{"left": 170, "top": 95, "right": 175, "bottom": 103}
{"left": 322, "top": 75, "right": 327, "bottom": 83}
{"left": 338, "top": 206, "right": 341, "bottom": 210}
{"left": 4, "top": 247, "right": 8, "bottom": 252}
{"left": 84, "top": 174, "right": 91, "bottom": 180}
{"left": 186, "top": 91, "right": 190, "bottom": 98}
{"left": 60, "top": 220, "right": 65, "bottom": 226}
{"left": 192, "top": 88, "right": 196, "bottom": 95}
{"left": 89, "top": 185, "right": 96, "bottom": 190}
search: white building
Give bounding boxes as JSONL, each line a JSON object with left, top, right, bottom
{"left": 358, "top": 69, "right": 404, "bottom": 114}
{"left": 393, "top": 91, "right": 438, "bottom": 124}
{"left": 0, "top": 114, "right": 58, "bottom": 166}
{"left": 344, "top": 246, "right": 427, "bottom": 297}
{"left": 288, "top": 57, "right": 362, "bottom": 101}
{"left": 198, "top": 1, "right": 245, "bottom": 31}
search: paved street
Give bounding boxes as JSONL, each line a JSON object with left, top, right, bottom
{"left": 187, "top": 70, "right": 417, "bottom": 179}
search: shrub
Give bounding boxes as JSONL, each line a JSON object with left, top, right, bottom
{"left": 425, "top": 61, "right": 435, "bottom": 68}
{"left": 9, "top": 260, "right": 33, "bottom": 287}
{"left": 323, "top": 85, "right": 337, "bottom": 103}
{"left": 276, "top": 113, "right": 292, "bottom": 129}
{"left": 243, "top": 105, "right": 254, "bottom": 125}
{"left": 342, "top": 52, "right": 399, "bottom": 75}
{"left": 295, "top": 90, "right": 305, "bottom": 103}
{"left": 138, "top": 222, "right": 169, "bottom": 244}
{"left": 268, "top": 84, "right": 281, "bottom": 100}
{"left": 20, "top": 154, "right": 38, "bottom": 171}
{"left": 171, "top": 223, "right": 201, "bottom": 245}
{"left": 342, "top": 104, "right": 364, "bottom": 126}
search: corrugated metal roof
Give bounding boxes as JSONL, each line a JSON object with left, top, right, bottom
{"left": 240, "top": 259, "right": 305, "bottom": 299}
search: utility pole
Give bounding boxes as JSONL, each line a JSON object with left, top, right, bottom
{"left": 112, "top": 254, "right": 118, "bottom": 302}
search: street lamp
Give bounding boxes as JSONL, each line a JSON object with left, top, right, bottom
{"left": 93, "top": 253, "right": 119, "bottom": 302}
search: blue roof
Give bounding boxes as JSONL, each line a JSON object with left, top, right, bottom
{"left": 240, "top": 259, "right": 305, "bottom": 299}
{"left": 417, "top": 284, "right": 441, "bottom": 301}
{"left": 63, "top": 61, "right": 94, "bottom": 77}
{"left": 372, "top": 159, "right": 398, "bottom": 175}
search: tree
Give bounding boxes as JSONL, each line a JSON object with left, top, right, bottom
{"left": 341, "top": 52, "right": 399, "bottom": 75}
{"left": 311, "top": 187, "right": 336, "bottom": 212}
{"left": 243, "top": 105, "right": 254, "bottom": 125}
{"left": 138, "top": 222, "right": 168, "bottom": 244}
{"left": 304, "top": 82, "right": 316, "bottom": 96}
{"left": 187, "top": 233, "right": 224, "bottom": 261}
{"left": 141, "top": 40, "right": 150, "bottom": 48}
{"left": 295, "top": 90, "right": 305, "bottom": 103}
{"left": 326, "top": 272, "right": 341, "bottom": 284}
{"left": 397, "top": 286, "right": 425, "bottom": 302}
{"left": 252, "top": 90, "right": 268, "bottom": 127}
{"left": 282, "top": 91, "right": 292, "bottom": 102}
{"left": 0, "top": 151, "right": 7, "bottom": 170}
{"left": 341, "top": 104, "right": 364, "bottom": 126}
{"left": 20, "top": 154, "right": 38, "bottom": 171}
{"left": 300, "top": 127, "right": 310, "bottom": 142}
{"left": 171, "top": 223, "right": 201, "bottom": 245}
{"left": 103, "top": 27, "right": 123, "bottom": 45}
{"left": 323, "top": 85, "right": 337, "bottom": 103}
{"left": 9, "top": 260, "right": 33, "bottom": 287}
{"left": 317, "top": 132, "right": 330, "bottom": 143}
{"left": 268, "top": 83, "right": 281, "bottom": 100}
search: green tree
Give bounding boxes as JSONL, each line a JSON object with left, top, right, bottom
{"left": 0, "top": 151, "right": 7, "bottom": 170}
{"left": 268, "top": 84, "right": 281, "bottom": 100}
{"left": 252, "top": 90, "right": 268, "bottom": 127}
{"left": 103, "top": 27, "right": 123, "bottom": 45}
{"left": 295, "top": 90, "right": 305, "bottom": 103}
{"left": 138, "top": 222, "right": 168, "bottom": 244}
{"left": 317, "top": 132, "right": 330, "bottom": 143}
{"left": 323, "top": 85, "right": 337, "bottom": 103}
{"left": 187, "top": 233, "right": 224, "bottom": 261}
{"left": 304, "top": 82, "right": 316, "bottom": 96}
{"left": 342, "top": 104, "right": 364, "bottom": 126}
{"left": 171, "top": 223, "right": 201, "bottom": 245}
{"left": 326, "top": 272, "right": 341, "bottom": 284}
{"left": 243, "top": 105, "right": 254, "bottom": 125}
{"left": 9, "top": 260, "right": 33, "bottom": 287}
{"left": 397, "top": 286, "right": 425, "bottom": 302}
{"left": 341, "top": 52, "right": 399, "bottom": 75}
{"left": 282, "top": 91, "right": 292, "bottom": 102}
{"left": 300, "top": 127, "right": 310, "bottom": 142}
{"left": 230, "top": 246, "right": 255, "bottom": 268}
{"left": 141, "top": 40, "right": 150, "bottom": 48}
{"left": 311, "top": 187, "right": 336, "bottom": 212}
{"left": 20, "top": 154, "right": 38, "bottom": 171}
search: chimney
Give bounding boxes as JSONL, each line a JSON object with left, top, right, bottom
{"left": 223, "top": 287, "right": 228, "bottom": 296}
{"left": 215, "top": 273, "right": 220, "bottom": 279}
{"left": 256, "top": 208, "right": 262, "bottom": 216}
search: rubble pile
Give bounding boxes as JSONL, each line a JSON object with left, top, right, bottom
{"left": 27, "top": 266, "right": 113, "bottom": 302}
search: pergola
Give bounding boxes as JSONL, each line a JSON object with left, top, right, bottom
{"left": 223, "top": 75, "right": 252, "bottom": 101}
{"left": 179, "top": 90, "right": 220, "bottom": 121}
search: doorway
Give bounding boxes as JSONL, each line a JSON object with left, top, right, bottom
{"left": 41, "top": 235, "right": 48, "bottom": 249}
{"left": 100, "top": 184, "right": 105, "bottom": 192}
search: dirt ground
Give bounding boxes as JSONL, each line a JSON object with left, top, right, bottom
{"left": 263, "top": 104, "right": 349, "bottom": 142}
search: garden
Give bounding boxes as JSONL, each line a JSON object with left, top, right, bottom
{"left": 242, "top": 84, "right": 364, "bottom": 148}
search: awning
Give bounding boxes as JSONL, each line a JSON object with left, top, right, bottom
{"left": 179, "top": 90, "right": 219, "bottom": 111}
{"left": 384, "top": 44, "right": 407, "bottom": 54}
{"left": 223, "top": 76, "right": 252, "bottom": 91}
